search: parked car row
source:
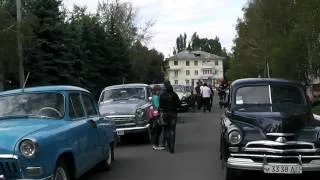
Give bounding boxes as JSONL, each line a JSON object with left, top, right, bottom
{"left": 0, "top": 83, "right": 159, "bottom": 180}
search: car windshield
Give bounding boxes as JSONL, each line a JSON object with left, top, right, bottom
{"left": 0, "top": 92, "right": 64, "bottom": 119}
{"left": 101, "top": 87, "right": 146, "bottom": 102}
{"left": 234, "top": 84, "right": 307, "bottom": 111}
{"left": 172, "top": 85, "right": 185, "bottom": 92}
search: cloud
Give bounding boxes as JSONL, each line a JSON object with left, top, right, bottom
{"left": 63, "top": 0, "right": 246, "bottom": 57}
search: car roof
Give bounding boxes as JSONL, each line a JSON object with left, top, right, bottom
{"left": 103, "top": 83, "right": 149, "bottom": 91}
{"left": 231, "top": 78, "right": 300, "bottom": 87}
{"left": 0, "top": 85, "right": 90, "bottom": 96}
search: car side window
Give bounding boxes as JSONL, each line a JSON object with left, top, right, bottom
{"left": 69, "top": 93, "right": 85, "bottom": 119}
{"left": 82, "top": 94, "right": 98, "bottom": 116}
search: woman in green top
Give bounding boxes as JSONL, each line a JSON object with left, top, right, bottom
{"left": 151, "top": 85, "right": 165, "bottom": 150}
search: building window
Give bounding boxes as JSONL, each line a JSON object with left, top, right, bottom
{"left": 186, "top": 80, "right": 190, "bottom": 85}
{"left": 195, "top": 70, "right": 198, "bottom": 75}
{"left": 174, "top": 70, "right": 178, "bottom": 77}
{"left": 203, "top": 70, "right": 213, "bottom": 75}
{"left": 215, "top": 60, "right": 219, "bottom": 66}
{"left": 194, "top": 61, "right": 198, "bottom": 66}
{"left": 174, "top": 80, "right": 178, "bottom": 85}
{"left": 186, "top": 70, "right": 190, "bottom": 76}
{"left": 174, "top": 60, "right": 178, "bottom": 65}
{"left": 186, "top": 61, "right": 190, "bottom": 66}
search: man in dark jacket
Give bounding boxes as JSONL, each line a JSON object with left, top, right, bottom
{"left": 159, "top": 84, "right": 181, "bottom": 153}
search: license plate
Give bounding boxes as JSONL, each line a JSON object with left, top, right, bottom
{"left": 263, "top": 164, "right": 302, "bottom": 174}
{"left": 117, "top": 130, "right": 124, "bottom": 136}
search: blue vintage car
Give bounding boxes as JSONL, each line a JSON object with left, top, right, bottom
{"left": 0, "top": 86, "right": 116, "bottom": 180}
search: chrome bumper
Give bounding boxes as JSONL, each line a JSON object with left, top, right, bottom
{"left": 7, "top": 175, "right": 53, "bottom": 180}
{"left": 228, "top": 154, "right": 320, "bottom": 172}
{"left": 116, "top": 123, "right": 150, "bottom": 132}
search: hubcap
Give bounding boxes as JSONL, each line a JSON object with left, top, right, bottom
{"left": 54, "top": 167, "right": 68, "bottom": 180}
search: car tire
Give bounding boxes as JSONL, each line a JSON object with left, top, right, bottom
{"left": 53, "top": 160, "right": 71, "bottom": 180}
{"left": 100, "top": 143, "right": 114, "bottom": 171}
{"left": 142, "top": 128, "right": 152, "bottom": 144}
{"left": 221, "top": 159, "right": 240, "bottom": 180}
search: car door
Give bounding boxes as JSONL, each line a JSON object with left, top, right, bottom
{"left": 69, "top": 93, "right": 98, "bottom": 170}
{"left": 80, "top": 93, "right": 104, "bottom": 163}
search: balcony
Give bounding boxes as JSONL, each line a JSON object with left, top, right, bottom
{"left": 167, "top": 66, "right": 182, "bottom": 71}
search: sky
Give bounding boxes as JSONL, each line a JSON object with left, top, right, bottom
{"left": 63, "top": 0, "right": 247, "bottom": 57}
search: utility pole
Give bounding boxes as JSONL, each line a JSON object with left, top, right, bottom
{"left": 16, "top": 0, "right": 25, "bottom": 88}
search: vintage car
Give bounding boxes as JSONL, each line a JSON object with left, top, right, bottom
{"left": 172, "top": 85, "right": 192, "bottom": 111}
{"left": 149, "top": 84, "right": 166, "bottom": 94}
{"left": 0, "top": 86, "right": 116, "bottom": 180}
{"left": 220, "top": 78, "right": 320, "bottom": 179}
{"left": 98, "top": 84, "right": 153, "bottom": 143}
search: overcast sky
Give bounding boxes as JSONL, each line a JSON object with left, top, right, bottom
{"left": 63, "top": 0, "right": 246, "bottom": 57}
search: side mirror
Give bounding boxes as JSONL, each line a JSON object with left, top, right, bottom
{"left": 148, "top": 97, "right": 152, "bottom": 101}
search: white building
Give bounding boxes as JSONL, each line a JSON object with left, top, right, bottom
{"left": 164, "top": 50, "right": 224, "bottom": 87}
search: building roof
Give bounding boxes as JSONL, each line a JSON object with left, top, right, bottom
{"left": 103, "top": 83, "right": 149, "bottom": 91}
{"left": 167, "top": 50, "right": 225, "bottom": 60}
{"left": 0, "top": 85, "right": 90, "bottom": 96}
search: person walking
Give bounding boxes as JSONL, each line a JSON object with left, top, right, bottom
{"left": 195, "top": 81, "right": 202, "bottom": 110}
{"left": 159, "top": 83, "right": 181, "bottom": 153}
{"left": 201, "top": 83, "right": 212, "bottom": 112}
{"left": 209, "top": 84, "right": 214, "bottom": 108}
{"left": 150, "top": 85, "right": 165, "bottom": 150}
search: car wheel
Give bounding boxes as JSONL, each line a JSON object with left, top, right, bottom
{"left": 102, "top": 143, "right": 114, "bottom": 171}
{"left": 53, "top": 160, "right": 71, "bottom": 180}
{"left": 142, "top": 128, "right": 152, "bottom": 144}
{"left": 221, "top": 159, "right": 237, "bottom": 180}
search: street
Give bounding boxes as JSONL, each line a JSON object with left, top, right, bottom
{"left": 80, "top": 103, "right": 314, "bottom": 180}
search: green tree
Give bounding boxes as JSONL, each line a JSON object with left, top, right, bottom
{"left": 23, "top": 0, "right": 72, "bottom": 86}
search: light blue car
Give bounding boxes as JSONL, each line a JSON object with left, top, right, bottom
{"left": 0, "top": 86, "right": 116, "bottom": 180}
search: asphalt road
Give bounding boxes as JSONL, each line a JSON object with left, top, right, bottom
{"left": 80, "top": 103, "right": 315, "bottom": 180}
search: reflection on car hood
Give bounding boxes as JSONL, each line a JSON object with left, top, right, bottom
{"left": 176, "top": 92, "right": 187, "bottom": 99}
{"left": 231, "top": 110, "right": 318, "bottom": 134}
{"left": 0, "top": 118, "right": 61, "bottom": 154}
{"left": 99, "top": 99, "right": 147, "bottom": 116}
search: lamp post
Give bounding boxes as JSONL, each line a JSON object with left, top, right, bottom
{"left": 16, "top": 0, "right": 25, "bottom": 88}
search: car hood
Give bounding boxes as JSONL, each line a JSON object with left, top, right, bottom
{"left": 230, "top": 110, "right": 318, "bottom": 134}
{"left": 99, "top": 99, "right": 148, "bottom": 116}
{"left": 0, "top": 118, "right": 60, "bottom": 154}
{"left": 176, "top": 92, "right": 187, "bottom": 99}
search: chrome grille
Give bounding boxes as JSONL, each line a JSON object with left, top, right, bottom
{"left": 244, "top": 140, "right": 316, "bottom": 154}
{"left": 0, "top": 159, "right": 19, "bottom": 177}
{"left": 107, "top": 115, "right": 136, "bottom": 126}
{"left": 236, "top": 140, "right": 320, "bottom": 164}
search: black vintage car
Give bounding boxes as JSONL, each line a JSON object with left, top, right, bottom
{"left": 220, "top": 78, "right": 320, "bottom": 179}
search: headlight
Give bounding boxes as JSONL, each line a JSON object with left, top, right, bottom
{"left": 20, "top": 139, "right": 38, "bottom": 158}
{"left": 228, "top": 131, "right": 242, "bottom": 145}
{"left": 181, "top": 96, "right": 186, "bottom": 101}
{"left": 135, "top": 108, "right": 145, "bottom": 120}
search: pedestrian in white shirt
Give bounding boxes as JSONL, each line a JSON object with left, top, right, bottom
{"left": 201, "top": 83, "right": 212, "bottom": 112}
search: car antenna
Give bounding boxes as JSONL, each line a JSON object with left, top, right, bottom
{"left": 22, "top": 72, "right": 30, "bottom": 90}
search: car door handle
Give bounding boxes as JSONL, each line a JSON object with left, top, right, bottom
{"left": 87, "top": 119, "right": 97, "bottom": 128}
